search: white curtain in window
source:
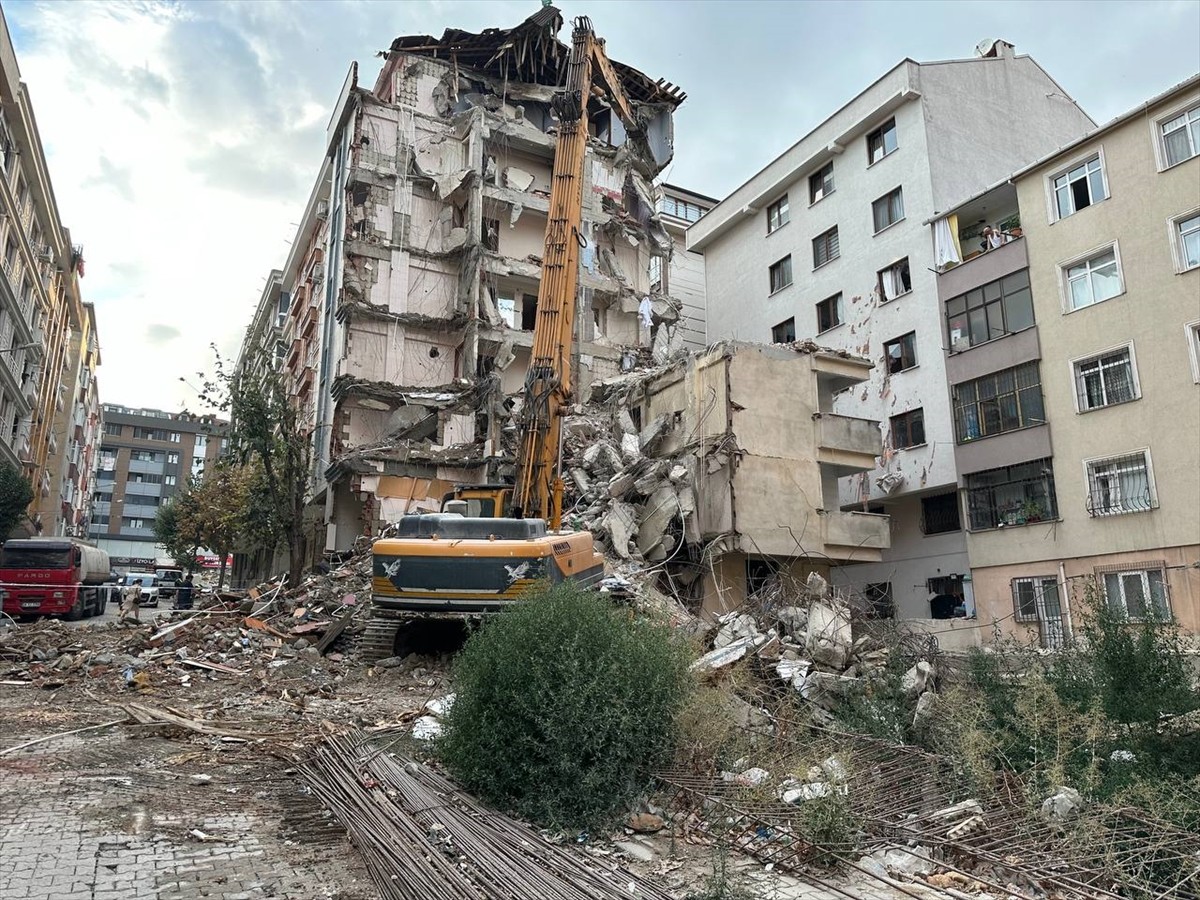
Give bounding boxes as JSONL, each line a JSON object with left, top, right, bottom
{"left": 933, "top": 215, "right": 961, "bottom": 268}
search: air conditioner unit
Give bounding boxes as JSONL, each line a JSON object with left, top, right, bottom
{"left": 312, "top": 262, "right": 325, "bottom": 281}
{"left": 37, "top": 244, "right": 53, "bottom": 263}
{"left": 316, "top": 200, "right": 329, "bottom": 220}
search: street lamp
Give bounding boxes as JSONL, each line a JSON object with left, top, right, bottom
{"left": 0, "top": 342, "right": 38, "bottom": 354}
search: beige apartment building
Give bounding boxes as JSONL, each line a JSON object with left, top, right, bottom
{"left": 937, "top": 75, "right": 1200, "bottom": 644}
{"left": 653, "top": 184, "right": 713, "bottom": 351}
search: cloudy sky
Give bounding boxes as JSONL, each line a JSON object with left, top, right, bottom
{"left": 4, "top": 0, "right": 1198, "bottom": 410}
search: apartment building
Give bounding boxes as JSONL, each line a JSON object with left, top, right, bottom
{"left": 238, "top": 270, "right": 288, "bottom": 388}
{"left": 240, "top": 7, "right": 688, "bottom": 567}
{"left": 89, "top": 406, "right": 226, "bottom": 568}
{"left": 944, "top": 75, "right": 1200, "bottom": 643}
{"left": 0, "top": 9, "right": 101, "bottom": 539}
{"left": 687, "top": 40, "right": 1096, "bottom": 621}
{"left": 654, "top": 184, "right": 713, "bottom": 350}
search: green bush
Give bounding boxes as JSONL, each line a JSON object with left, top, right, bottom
{"left": 438, "top": 580, "right": 691, "bottom": 831}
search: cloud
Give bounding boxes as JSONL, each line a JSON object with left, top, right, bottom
{"left": 145, "top": 323, "right": 181, "bottom": 345}
{"left": 94, "top": 155, "right": 134, "bottom": 202}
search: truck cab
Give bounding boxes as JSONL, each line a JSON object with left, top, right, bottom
{"left": 0, "top": 538, "right": 110, "bottom": 620}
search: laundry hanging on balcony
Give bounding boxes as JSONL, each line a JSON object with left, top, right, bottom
{"left": 933, "top": 214, "right": 962, "bottom": 269}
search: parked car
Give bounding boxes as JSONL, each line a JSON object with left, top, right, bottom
{"left": 117, "top": 572, "right": 161, "bottom": 607}
{"left": 156, "top": 568, "right": 183, "bottom": 603}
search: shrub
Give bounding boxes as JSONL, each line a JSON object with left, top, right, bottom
{"left": 438, "top": 580, "right": 691, "bottom": 831}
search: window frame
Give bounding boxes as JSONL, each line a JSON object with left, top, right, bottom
{"left": 920, "top": 491, "right": 962, "bottom": 535}
{"left": 766, "top": 195, "right": 790, "bottom": 234}
{"left": 1169, "top": 207, "right": 1200, "bottom": 273}
{"left": 877, "top": 257, "right": 912, "bottom": 302}
{"left": 1083, "top": 448, "right": 1157, "bottom": 518}
{"left": 952, "top": 361, "right": 1045, "bottom": 443}
{"left": 812, "top": 226, "right": 840, "bottom": 269}
{"left": 889, "top": 407, "right": 925, "bottom": 450}
{"left": 768, "top": 255, "right": 794, "bottom": 294}
{"left": 1097, "top": 564, "right": 1171, "bottom": 621}
{"left": 871, "top": 187, "right": 905, "bottom": 234}
{"left": 771, "top": 317, "right": 796, "bottom": 344}
{"left": 883, "top": 331, "right": 917, "bottom": 374}
{"left": 1069, "top": 342, "right": 1141, "bottom": 413}
{"left": 1187, "top": 320, "right": 1200, "bottom": 384}
{"left": 945, "top": 268, "right": 1035, "bottom": 352}
{"left": 1011, "top": 575, "right": 1060, "bottom": 624}
{"left": 815, "top": 292, "right": 842, "bottom": 334}
{"left": 964, "top": 457, "right": 1058, "bottom": 531}
{"left": 866, "top": 118, "right": 898, "bottom": 165}
{"left": 809, "top": 162, "right": 834, "bottom": 205}
{"left": 1152, "top": 97, "right": 1200, "bottom": 171}
{"left": 1060, "top": 242, "right": 1124, "bottom": 313}
{"left": 1047, "top": 149, "right": 1109, "bottom": 222}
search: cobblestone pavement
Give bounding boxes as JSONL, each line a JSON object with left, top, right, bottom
{"left": 0, "top": 710, "right": 377, "bottom": 900}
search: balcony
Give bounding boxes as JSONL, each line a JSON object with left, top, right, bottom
{"left": 822, "top": 510, "right": 890, "bottom": 562}
{"left": 815, "top": 413, "right": 880, "bottom": 475}
{"left": 937, "top": 236, "right": 1028, "bottom": 301}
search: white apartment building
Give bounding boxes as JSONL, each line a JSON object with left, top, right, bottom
{"left": 654, "top": 183, "right": 714, "bottom": 351}
{"left": 687, "top": 41, "right": 1096, "bottom": 621}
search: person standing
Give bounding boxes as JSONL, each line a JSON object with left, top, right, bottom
{"left": 175, "top": 575, "right": 194, "bottom": 611}
{"left": 120, "top": 581, "right": 142, "bottom": 624}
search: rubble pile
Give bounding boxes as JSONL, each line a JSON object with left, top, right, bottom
{"left": 689, "top": 573, "right": 940, "bottom": 730}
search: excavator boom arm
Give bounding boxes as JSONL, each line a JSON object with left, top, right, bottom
{"left": 511, "top": 17, "right": 638, "bottom": 528}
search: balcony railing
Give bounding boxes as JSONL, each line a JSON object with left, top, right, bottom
{"left": 823, "top": 510, "right": 890, "bottom": 558}
{"left": 816, "top": 413, "right": 881, "bottom": 472}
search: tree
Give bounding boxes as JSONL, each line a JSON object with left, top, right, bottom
{"left": 154, "top": 480, "right": 202, "bottom": 573}
{"left": 0, "top": 462, "right": 35, "bottom": 541}
{"left": 187, "top": 463, "right": 251, "bottom": 590}
{"left": 198, "top": 348, "right": 312, "bottom": 588}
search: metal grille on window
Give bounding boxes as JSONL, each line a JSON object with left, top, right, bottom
{"left": 1098, "top": 564, "right": 1170, "bottom": 620}
{"left": 1086, "top": 452, "right": 1153, "bottom": 516}
{"left": 1011, "top": 577, "right": 1065, "bottom": 649}
{"left": 1075, "top": 349, "right": 1135, "bottom": 410}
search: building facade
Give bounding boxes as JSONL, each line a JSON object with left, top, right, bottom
{"left": 239, "top": 8, "right": 690, "bottom": 570}
{"left": 949, "top": 76, "right": 1200, "bottom": 642}
{"left": 654, "top": 184, "right": 713, "bottom": 351}
{"left": 687, "top": 41, "right": 1096, "bottom": 621}
{"left": 0, "top": 9, "right": 100, "bottom": 539}
{"left": 89, "top": 406, "right": 226, "bottom": 568}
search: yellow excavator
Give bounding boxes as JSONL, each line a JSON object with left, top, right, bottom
{"left": 370, "top": 17, "right": 640, "bottom": 616}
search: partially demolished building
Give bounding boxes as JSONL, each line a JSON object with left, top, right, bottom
{"left": 244, "top": 8, "right": 689, "bottom": 558}
{"left": 564, "top": 341, "right": 890, "bottom": 615}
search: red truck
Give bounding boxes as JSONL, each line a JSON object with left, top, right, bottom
{"left": 1, "top": 537, "right": 111, "bottom": 620}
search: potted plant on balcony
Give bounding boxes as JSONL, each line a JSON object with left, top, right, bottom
{"left": 1021, "top": 500, "right": 1045, "bottom": 523}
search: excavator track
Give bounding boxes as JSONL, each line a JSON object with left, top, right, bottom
{"left": 361, "top": 606, "right": 408, "bottom": 661}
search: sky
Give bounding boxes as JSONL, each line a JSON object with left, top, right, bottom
{"left": 4, "top": 0, "right": 1199, "bottom": 411}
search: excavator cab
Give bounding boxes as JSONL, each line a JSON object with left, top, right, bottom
{"left": 442, "top": 484, "right": 512, "bottom": 519}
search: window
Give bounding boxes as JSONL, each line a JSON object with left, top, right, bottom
{"left": 659, "top": 195, "right": 706, "bottom": 222}
{"left": 863, "top": 583, "right": 894, "bottom": 619}
{"left": 1189, "top": 321, "right": 1200, "bottom": 383}
{"left": 1011, "top": 576, "right": 1060, "bottom": 623}
{"left": 920, "top": 492, "right": 961, "bottom": 534}
{"left": 1176, "top": 212, "right": 1200, "bottom": 270}
{"left": 166, "top": 452, "right": 180, "bottom": 465}
{"left": 130, "top": 450, "right": 160, "bottom": 463}
{"left": 497, "top": 294, "right": 518, "bottom": 329}
{"left": 1074, "top": 347, "right": 1137, "bottom": 411}
{"left": 648, "top": 257, "right": 663, "bottom": 292}
{"left": 1052, "top": 154, "right": 1107, "bottom": 219}
{"left": 1085, "top": 450, "right": 1154, "bottom": 516}
{"left": 1100, "top": 565, "right": 1170, "bottom": 621}
{"left": 945, "top": 269, "right": 1034, "bottom": 351}
{"left": 767, "top": 195, "right": 790, "bottom": 233}
{"left": 165, "top": 475, "right": 177, "bottom": 486}
{"left": 133, "top": 427, "right": 168, "bottom": 441}
{"left": 809, "top": 163, "right": 834, "bottom": 204}
{"left": 1065, "top": 247, "right": 1122, "bottom": 310}
{"left": 813, "top": 227, "right": 839, "bottom": 268}
{"left": 872, "top": 187, "right": 904, "bottom": 233}
{"left": 883, "top": 331, "right": 916, "bottom": 373}
{"left": 481, "top": 217, "right": 500, "bottom": 252}
{"left": 771, "top": 317, "right": 796, "bottom": 344}
{"left": 103, "top": 422, "right": 123, "bottom": 437}
{"left": 867, "top": 118, "right": 897, "bottom": 164}
{"left": 878, "top": 258, "right": 911, "bottom": 301}
{"left": 769, "top": 255, "right": 793, "bottom": 293}
{"left": 965, "top": 458, "right": 1058, "bottom": 530}
{"left": 816, "top": 293, "right": 842, "bottom": 333}
{"left": 169, "top": 432, "right": 181, "bottom": 443}
{"left": 890, "top": 408, "right": 925, "bottom": 449}
{"left": 952, "top": 362, "right": 1044, "bottom": 442}
{"left": 1160, "top": 103, "right": 1200, "bottom": 167}
{"left": 122, "top": 517, "right": 146, "bottom": 530}
{"left": 93, "top": 491, "right": 113, "bottom": 503}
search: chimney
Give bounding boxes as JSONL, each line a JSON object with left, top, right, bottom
{"left": 975, "top": 39, "right": 1015, "bottom": 60}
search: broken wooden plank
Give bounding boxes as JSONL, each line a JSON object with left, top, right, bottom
{"left": 149, "top": 618, "right": 196, "bottom": 647}
{"left": 315, "top": 608, "right": 355, "bottom": 656}
{"left": 121, "top": 702, "right": 284, "bottom": 740}
{"left": 179, "top": 659, "right": 244, "bottom": 676}
{"left": 0, "top": 718, "right": 128, "bottom": 757}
